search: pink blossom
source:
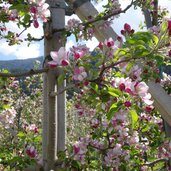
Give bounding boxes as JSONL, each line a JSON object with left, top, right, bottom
{"left": 121, "top": 23, "right": 134, "bottom": 36}
{"left": 124, "top": 23, "right": 131, "bottom": 32}
{"left": 168, "top": 19, "right": 171, "bottom": 36}
{"left": 149, "top": 25, "right": 160, "bottom": 35}
{"left": 0, "top": 107, "right": 16, "bottom": 128}
{"left": 74, "top": 51, "right": 85, "bottom": 60}
{"left": 145, "top": 106, "right": 153, "bottom": 113}
{"left": 124, "top": 101, "right": 131, "bottom": 108}
{"left": 98, "top": 42, "right": 104, "bottom": 49}
{"left": 135, "top": 82, "right": 149, "bottom": 96}
{"left": 90, "top": 119, "right": 99, "bottom": 128}
{"left": 33, "top": 19, "right": 39, "bottom": 28}
{"left": 9, "top": 10, "right": 18, "bottom": 21}
{"left": 48, "top": 47, "right": 69, "bottom": 67}
{"left": 70, "top": 45, "right": 90, "bottom": 58}
{"left": 119, "top": 83, "right": 125, "bottom": 91}
{"left": 66, "top": 18, "right": 80, "bottom": 31}
{"left": 73, "top": 138, "right": 89, "bottom": 164}
{"left": 112, "top": 77, "right": 134, "bottom": 93}
{"left": 169, "top": 50, "right": 171, "bottom": 57}
{"left": 29, "top": 0, "right": 50, "bottom": 23}
{"left": 30, "top": 6, "right": 37, "bottom": 14}
{"left": 37, "top": 2, "right": 50, "bottom": 22}
{"left": 73, "top": 66, "right": 87, "bottom": 81}
{"left": 141, "top": 93, "right": 153, "bottom": 105}
{"left": 26, "top": 146, "right": 37, "bottom": 158}
{"left": 105, "top": 37, "right": 114, "bottom": 48}
{"left": 104, "top": 143, "right": 123, "bottom": 167}
{"left": 73, "top": 143, "right": 80, "bottom": 154}
{"left": 28, "top": 124, "right": 39, "bottom": 133}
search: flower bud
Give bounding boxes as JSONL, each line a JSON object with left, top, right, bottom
{"left": 124, "top": 101, "right": 131, "bottom": 107}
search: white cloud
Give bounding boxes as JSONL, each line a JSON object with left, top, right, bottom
{"left": 85, "top": 37, "right": 98, "bottom": 51}
{"left": 6, "top": 21, "right": 43, "bottom": 39}
{"left": 0, "top": 41, "right": 41, "bottom": 59}
{"left": 0, "top": 21, "right": 43, "bottom": 60}
{"left": 66, "top": 39, "right": 75, "bottom": 50}
{"left": 15, "top": 44, "right": 41, "bottom": 59}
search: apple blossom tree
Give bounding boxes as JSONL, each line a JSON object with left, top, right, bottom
{"left": 0, "top": 0, "right": 171, "bottom": 171}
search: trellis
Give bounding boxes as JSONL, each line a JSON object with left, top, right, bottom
{"left": 19, "top": 0, "right": 171, "bottom": 170}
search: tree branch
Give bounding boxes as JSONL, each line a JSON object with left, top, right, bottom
{"left": 53, "top": 0, "right": 136, "bottom": 34}
{"left": 0, "top": 68, "right": 49, "bottom": 78}
{"left": 142, "top": 158, "right": 168, "bottom": 167}
{"left": 85, "top": 0, "right": 135, "bottom": 26}
{"left": 89, "top": 57, "right": 137, "bottom": 83}
{"left": 143, "top": 8, "right": 153, "bottom": 29}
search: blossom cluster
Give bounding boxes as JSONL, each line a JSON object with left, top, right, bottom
{"left": 112, "top": 77, "right": 153, "bottom": 106}
{"left": 0, "top": 107, "right": 16, "bottom": 128}
{"left": 48, "top": 45, "right": 90, "bottom": 82}
{"left": 26, "top": 146, "right": 37, "bottom": 158}
{"left": 29, "top": 0, "right": 50, "bottom": 28}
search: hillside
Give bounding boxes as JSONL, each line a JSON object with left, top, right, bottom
{"left": 0, "top": 57, "right": 44, "bottom": 72}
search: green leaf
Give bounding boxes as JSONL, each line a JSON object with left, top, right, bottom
{"left": 90, "top": 160, "right": 99, "bottom": 168}
{"left": 152, "top": 34, "right": 159, "bottom": 45}
{"left": 34, "top": 136, "right": 42, "bottom": 142}
{"left": 90, "top": 83, "right": 99, "bottom": 93}
{"left": 125, "top": 62, "right": 133, "bottom": 72}
{"left": 155, "top": 55, "right": 164, "bottom": 65}
{"left": 161, "top": 20, "right": 168, "bottom": 33}
{"left": 71, "top": 160, "right": 81, "bottom": 170}
{"left": 57, "top": 74, "right": 65, "bottom": 85}
{"left": 107, "top": 87, "right": 121, "bottom": 97}
{"left": 114, "top": 72, "right": 123, "bottom": 77}
{"left": 57, "top": 151, "right": 66, "bottom": 160}
{"left": 2, "top": 105, "right": 11, "bottom": 109}
{"left": 114, "top": 48, "right": 129, "bottom": 62}
{"left": 17, "top": 132, "right": 26, "bottom": 138}
{"left": 130, "top": 110, "right": 139, "bottom": 129}
{"left": 2, "top": 69, "right": 9, "bottom": 73}
{"left": 107, "top": 103, "right": 119, "bottom": 120}
{"left": 142, "top": 125, "right": 150, "bottom": 132}
{"left": 24, "top": 14, "right": 31, "bottom": 24}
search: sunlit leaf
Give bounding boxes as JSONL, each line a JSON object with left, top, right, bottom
{"left": 130, "top": 110, "right": 139, "bottom": 129}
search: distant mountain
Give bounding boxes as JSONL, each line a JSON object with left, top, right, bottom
{"left": 0, "top": 57, "right": 44, "bottom": 72}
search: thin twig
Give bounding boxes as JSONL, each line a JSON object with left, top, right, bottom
{"left": 18, "top": 28, "right": 27, "bottom": 37}
{"left": 84, "top": 0, "right": 135, "bottom": 26}
{"left": 27, "top": 36, "right": 44, "bottom": 41}
{"left": 0, "top": 68, "right": 49, "bottom": 78}
{"left": 89, "top": 57, "right": 137, "bottom": 83}
{"left": 141, "top": 158, "right": 168, "bottom": 167}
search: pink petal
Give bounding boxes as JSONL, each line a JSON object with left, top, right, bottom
{"left": 61, "top": 59, "right": 69, "bottom": 66}
{"left": 50, "top": 51, "right": 58, "bottom": 61}
{"left": 48, "top": 61, "right": 57, "bottom": 68}
{"left": 74, "top": 68, "right": 81, "bottom": 75}
{"left": 58, "top": 47, "right": 67, "bottom": 58}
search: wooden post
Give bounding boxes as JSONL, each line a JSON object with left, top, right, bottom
{"left": 57, "top": 71, "right": 66, "bottom": 152}
{"left": 43, "top": 0, "right": 65, "bottom": 170}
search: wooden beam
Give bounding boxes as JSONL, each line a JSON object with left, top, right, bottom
{"left": 148, "top": 81, "right": 171, "bottom": 125}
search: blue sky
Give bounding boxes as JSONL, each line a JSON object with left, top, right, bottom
{"left": 0, "top": 0, "right": 171, "bottom": 61}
